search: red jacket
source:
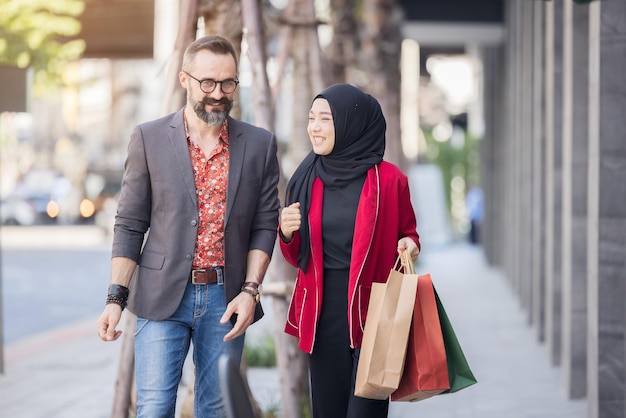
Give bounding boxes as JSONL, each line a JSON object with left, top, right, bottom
{"left": 280, "top": 162, "right": 420, "bottom": 353}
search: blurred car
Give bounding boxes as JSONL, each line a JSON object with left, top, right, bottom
{"left": 5, "top": 168, "right": 81, "bottom": 225}
{"left": 2, "top": 168, "right": 123, "bottom": 226}
{"left": 0, "top": 196, "right": 37, "bottom": 226}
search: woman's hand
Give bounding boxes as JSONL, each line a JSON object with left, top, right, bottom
{"left": 280, "top": 202, "right": 302, "bottom": 241}
{"left": 397, "top": 237, "right": 419, "bottom": 260}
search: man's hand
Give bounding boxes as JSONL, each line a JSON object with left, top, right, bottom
{"left": 220, "top": 292, "right": 257, "bottom": 341}
{"left": 97, "top": 304, "right": 123, "bottom": 342}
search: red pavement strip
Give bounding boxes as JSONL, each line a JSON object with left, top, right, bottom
{"left": 4, "top": 317, "right": 98, "bottom": 366}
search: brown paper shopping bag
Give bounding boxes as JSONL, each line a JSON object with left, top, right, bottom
{"left": 355, "top": 251, "right": 418, "bottom": 400}
{"left": 391, "top": 273, "right": 450, "bottom": 402}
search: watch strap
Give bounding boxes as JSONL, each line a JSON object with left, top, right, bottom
{"left": 243, "top": 281, "right": 260, "bottom": 290}
{"left": 241, "top": 287, "right": 260, "bottom": 303}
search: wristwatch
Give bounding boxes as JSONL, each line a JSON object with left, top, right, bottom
{"left": 241, "top": 281, "right": 261, "bottom": 303}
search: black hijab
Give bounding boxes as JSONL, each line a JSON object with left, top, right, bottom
{"left": 285, "top": 83, "right": 386, "bottom": 270}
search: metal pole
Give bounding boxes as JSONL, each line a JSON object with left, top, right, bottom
{"left": 0, "top": 226, "right": 5, "bottom": 374}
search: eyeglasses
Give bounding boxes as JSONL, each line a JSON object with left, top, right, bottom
{"left": 183, "top": 71, "right": 239, "bottom": 94}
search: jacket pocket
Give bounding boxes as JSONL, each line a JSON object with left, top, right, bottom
{"left": 357, "top": 284, "right": 372, "bottom": 332}
{"left": 139, "top": 250, "right": 165, "bottom": 270}
{"left": 287, "top": 284, "right": 307, "bottom": 332}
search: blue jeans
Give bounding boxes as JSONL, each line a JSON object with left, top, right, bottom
{"left": 134, "top": 274, "right": 245, "bottom": 418}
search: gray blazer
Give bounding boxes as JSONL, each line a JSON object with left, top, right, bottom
{"left": 112, "top": 109, "right": 280, "bottom": 323}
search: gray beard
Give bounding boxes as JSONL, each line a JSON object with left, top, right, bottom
{"left": 197, "top": 108, "right": 227, "bottom": 126}
{"left": 193, "top": 100, "right": 232, "bottom": 126}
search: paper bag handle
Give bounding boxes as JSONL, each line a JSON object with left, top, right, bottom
{"left": 400, "top": 250, "right": 415, "bottom": 274}
{"left": 393, "top": 254, "right": 403, "bottom": 272}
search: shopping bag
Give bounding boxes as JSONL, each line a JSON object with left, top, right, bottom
{"left": 354, "top": 252, "right": 418, "bottom": 400}
{"left": 435, "top": 290, "right": 478, "bottom": 393}
{"left": 391, "top": 273, "right": 450, "bottom": 402}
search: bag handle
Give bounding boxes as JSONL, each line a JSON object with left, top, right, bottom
{"left": 400, "top": 250, "right": 415, "bottom": 274}
{"left": 393, "top": 254, "right": 404, "bottom": 272}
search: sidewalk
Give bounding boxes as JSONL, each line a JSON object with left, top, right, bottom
{"left": 388, "top": 243, "right": 587, "bottom": 418}
{"left": 0, "top": 236, "right": 588, "bottom": 417}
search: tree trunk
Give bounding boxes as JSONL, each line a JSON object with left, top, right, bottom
{"left": 241, "top": 0, "right": 273, "bottom": 130}
{"left": 199, "top": 0, "right": 244, "bottom": 119}
{"left": 161, "top": 0, "right": 199, "bottom": 116}
{"left": 357, "top": 0, "right": 406, "bottom": 170}
{"left": 328, "top": 0, "right": 358, "bottom": 85}
{"left": 280, "top": 0, "right": 325, "bottom": 171}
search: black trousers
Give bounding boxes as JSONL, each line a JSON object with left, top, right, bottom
{"left": 308, "top": 269, "right": 389, "bottom": 418}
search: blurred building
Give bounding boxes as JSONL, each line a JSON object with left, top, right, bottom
{"left": 0, "top": 0, "right": 176, "bottom": 226}
{"left": 400, "top": 2, "right": 626, "bottom": 418}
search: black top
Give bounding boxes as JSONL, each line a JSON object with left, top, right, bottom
{"left": 322, "top": 174, "right": 366, "bottom": 270}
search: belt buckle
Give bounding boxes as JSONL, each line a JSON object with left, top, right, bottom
{"left": 191, "top": 269, "right": 208, "bottom": 284}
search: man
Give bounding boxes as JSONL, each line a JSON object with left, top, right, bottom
{"left": 97, "top": 35, "right": 280, "bottom": 417}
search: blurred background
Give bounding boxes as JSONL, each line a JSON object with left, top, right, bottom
{"left": 1, "top": 1, "right": 625, "bottom": 418}
{"left": 0, "top": 0, "right": 488, "bottom": 241}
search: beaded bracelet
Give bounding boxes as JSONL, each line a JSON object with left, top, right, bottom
{"left": 106, "top": 294, "right": 127, "bottom": 310}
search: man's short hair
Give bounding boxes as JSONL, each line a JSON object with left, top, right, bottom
{"left": 182, "top": 35, "right": 238, "bottom": 72}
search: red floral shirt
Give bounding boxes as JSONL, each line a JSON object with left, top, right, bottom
{"left": 185, "top": 117, "right": 229, "bottom": 269}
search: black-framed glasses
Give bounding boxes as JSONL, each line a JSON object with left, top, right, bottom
{"left": 183, "top": 71, "right": 239, "bottom": 94}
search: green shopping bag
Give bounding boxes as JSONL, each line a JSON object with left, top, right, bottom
{"left": 434, "top": 290, "right": 477, "bottom": 393}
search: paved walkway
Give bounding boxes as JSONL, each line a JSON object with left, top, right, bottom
{"left": 387, "top": 244, "right": 587, "bottom": 418}
{"left": 0, "top": 228, "right": 588, "bottom": 417}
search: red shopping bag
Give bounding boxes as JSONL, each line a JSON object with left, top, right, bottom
{"left": 391, "top": 273, "right": 450, "bottom": 402}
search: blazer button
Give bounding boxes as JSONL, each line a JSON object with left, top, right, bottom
{"left": 185, "top": 254, "right": 192, "bottom": 261}
{"left": 191, "top": 220, "right": 197, "bottom": 226}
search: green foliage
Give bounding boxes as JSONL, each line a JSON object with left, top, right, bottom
{"left": 299, "top": 395, "right": 313, "bottom": 418}
{"left": 262, "top": 403, "right": 280, "bottom": 418}
{"left": 244, "top": 333, "right": 277, "bottom": 368}
{"left": 422, "top": 125, "right": 481, "bottom": 212}
{"left": 0, "top": 0, "right": 86, "bottom": 96}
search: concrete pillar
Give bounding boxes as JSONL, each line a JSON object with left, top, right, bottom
{"left": 502, "top": 3, "right": 512, "bottom": 280}
{"left": 492, "top": 41, "right": 506, "bottom": 266}
{"left": 519, "top": 1, "right": 534, "bottom": 316}
{"left": 531, "top": 2, "right": 546, "bottom": 338}
{"left": 480, "top": 45, "right": 505, "bottom": 268}
{"left": 562, "top": 0, "right": 590, "bottom": 400}
{"left": 502, "top": 1, "right": 521, "bottom": 282}
{"left": 545, "top": 0, "right": 564, "bottom": 367}
{"left": 501, "top": 3, "right": 513, "bottom": 283}
{"left": 587, "top": 1, "right": 626, "bottom": 417}
{"left": 503, "top": 1, "right": 523, "bottom": 291}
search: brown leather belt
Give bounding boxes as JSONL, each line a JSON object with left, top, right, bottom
{"left": 190, "top": 267, "right": 223, "bottom": 284}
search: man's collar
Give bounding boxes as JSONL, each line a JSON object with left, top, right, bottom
{"left": 183, "top": 111, "right": 229, "bottom": 144}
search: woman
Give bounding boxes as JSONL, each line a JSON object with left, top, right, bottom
{"left": 279, "top": 83, "right": 420, "bottom": 418}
